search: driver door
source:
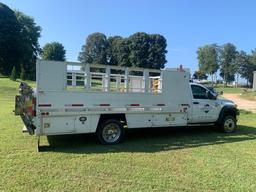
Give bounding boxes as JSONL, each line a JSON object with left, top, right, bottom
{"left": 190, "top": 85, "right": 219, "bottom": 123}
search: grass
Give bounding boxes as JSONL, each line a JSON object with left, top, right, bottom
{"left": 215, "top": 85, "right": 256, "bottom": 101}
{"left": 215, "top": 86, "right": 244, "bottom": 94}
{"left": 240, "top": 91, "right": 256, "bottom": 101}
{"left": 0, "top": 77, "right": 256, "bottom": 191}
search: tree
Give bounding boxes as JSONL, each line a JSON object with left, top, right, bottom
{"left": 78, "top": 32, "right": 167, "bottom": 69}
{"left": 234, "top": 51, "right": 248, "bottom": 86}
{"left": 41, "top": 42, "right": 66, "bottom": 61}
{"left": 108, "top": 36, "right": 131, "bottom": 67}
{"left": 246, "top": 49, "right": 256, "bottom": 86}
{"left": 78, "top": 32, "right": 109, "bottom": 64}
{"left": 20, "top": 67, "right": 26, "bottom": 80}
{"left": 15, "top": 10, "right": 41, "bottom": 80}
{"left": 15, "top": 11, "right": 41, "bottom": 80}
{"left": 10, "top": 66, "right": 17, "bottom": 81}
{"left": 147, "top": 34, "right": 167, "bottom": 69}
{"left": 0, "top": 3, "right": 21, "bottom": 75}
{"left": 197, "top": 44, "right": 219, "bottom": 85}
{"left": 0, "top": 3, "right": 41, "bottom": 79}
{"left": 128, "top": 32, "right": 167, "bottom": 69}
{"left": 128, "top": 32, "right": 149, "bottom": 68}
{"left": 219, "top": 43, "right": 237, "bottom": 86}
{"left": 192, "top": 71, "right": 208, "bottom": 80}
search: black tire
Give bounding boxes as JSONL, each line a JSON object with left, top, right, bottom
{"left": 220, "top": 115, "right": 236, "bottom": 133}
{"left": 96, "top": 119, "right": 125, "bottom": 145}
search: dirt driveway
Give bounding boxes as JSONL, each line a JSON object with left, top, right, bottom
{"left": 223, "top": 93, "right": 256, "bottom": 113}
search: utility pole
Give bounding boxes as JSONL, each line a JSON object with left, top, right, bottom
{"left": 253, "top": 71, "right": 256, "bottom": 91}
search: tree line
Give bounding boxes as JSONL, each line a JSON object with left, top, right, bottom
{"left": 0, "top": 3, "right": 167, "bottom": 81}
{"left": 2, "top": 2, "right": 255, "bottom": 86}
{"left": 78, "top": 32, "right": 167, "bottom": 69}
{"left": 196, "top": 43, "right": 256, "bottom": 87}
{"left": 0, "top": 3, "right": 66, "bottom": 81}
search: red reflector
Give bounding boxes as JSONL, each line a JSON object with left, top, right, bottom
{"left": 39, "top": 104, "right": 51, "bottom": 107}
{"left": 130, "top": 104, "right": 140, "bottom": 106}
{"left": 99, "top": 104, "right": 110, "bottom": 106}
{"left": 157, "top": 104, "right": 165, "bottom": 106}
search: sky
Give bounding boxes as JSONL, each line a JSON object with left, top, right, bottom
{"left": 2, "top": 0, "right": 256, "bottom": 73}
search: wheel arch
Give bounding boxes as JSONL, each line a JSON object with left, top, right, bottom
{"left": 97, "top": 113, "right": 127, "bottom": 129}
{"left": 217, "top": 106, "right": 237, "bottom": 125}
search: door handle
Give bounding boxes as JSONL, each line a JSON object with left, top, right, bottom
{"left": 205, "top": 104, "right": 210, "bottom": 107}
{"left": 193, "top": 102, "right": 199, "bottom": 104}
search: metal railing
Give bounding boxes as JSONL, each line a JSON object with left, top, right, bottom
{"left": 65, "top": 62, "right": 163, "bottom": 94}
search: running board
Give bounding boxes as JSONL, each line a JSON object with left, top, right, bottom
{"left": 187, "top": 123, "right": 215, "bottom": 127}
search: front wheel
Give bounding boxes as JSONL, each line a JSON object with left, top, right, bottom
{"left": 96, "top": 119, "right": 125, "bottom": 145}
{"left": 220, "top": 115, "right": 236, "bottom": 133}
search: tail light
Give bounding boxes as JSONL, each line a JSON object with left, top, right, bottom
{"left": 26, "top": 97, "right": 36, "bottom": 117}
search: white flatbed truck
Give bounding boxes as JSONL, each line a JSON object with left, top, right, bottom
{"left": 14, "top": 60, "right": 239, "bottom": 146}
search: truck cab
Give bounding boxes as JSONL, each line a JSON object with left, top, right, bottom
{"left": 188, "top": 83, "right": 239, "bottom": 132}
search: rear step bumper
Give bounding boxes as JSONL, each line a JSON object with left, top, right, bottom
{"left": 22, "top": 126, "right": 28, "bottom": 133}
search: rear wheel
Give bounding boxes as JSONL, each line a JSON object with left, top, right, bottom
{"left": 221, "top": 115, "right": 236, "bottom": 133}
{"left": 96, "top": 119, "right": 125, "bottom": 145}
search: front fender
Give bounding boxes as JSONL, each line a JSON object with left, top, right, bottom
{"left": 217, "top": 106, "right": 239, "bottom": 125}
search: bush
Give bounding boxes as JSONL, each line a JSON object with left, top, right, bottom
{"left": 10, "top": 66, "right": 17, "bottom": 81}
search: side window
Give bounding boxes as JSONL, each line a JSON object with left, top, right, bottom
{"left": 191, "top": 85, "right": 208, "bottom": 99}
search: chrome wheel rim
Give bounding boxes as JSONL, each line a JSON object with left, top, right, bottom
{"left": 224, "top": 118, "right": 235, "bottom": 132}
{"left": 102, "top": 123, "right": 121, "bottom": 143}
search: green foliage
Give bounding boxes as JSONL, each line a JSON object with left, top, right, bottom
{"left": 41, "top": 42, "right": 66, "bottom": 61}
{"left": 239, "top": 109, "right": 252, "bottom": 114}
{"left": 240, "top": 91, "right": 256, "bottom": 101}
{"left": 1, "top": 78, "right": 256, "bottom": 191}
{"left": 248, "top": 49, "right": 256, "bottom": 85}
{"left": 10, "top": 66, "right": 17, "bottom": 81}
{"left": 219, "top": 43, "right": 237, "bottom": 84}
{"left": 192, "top": 70, "right": 208, "bottom": 80}
{"left": 146, "top": 34, "right": 167, "bottom": 69}
{"left": 108, "top": 36, "right": 131, "bottom": 66}
{"left": 15, "top": 10, "right": 41, "bottom": 80}
{"left": 197, "top": 44, "right": 219, "bottom": 83}
{"left": 0, "top": 3, "right": 21, "bottom": 76}
{"left": 235, "top": 51, "right": 252, "bottom": 85}
{"left": 78, "top": 32, "right": 109, "bottom": 64}
{"left": 20, "top": 67, "right": 26, "bottom": 80}
{"left": 0, "top": 3, "right": 41, "bottom": 80}
{"left": 78, "top": 32, "right": 167, "bottom": 69}
{"left": 128, "top": 33, "right": 167, "bottom": 69}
